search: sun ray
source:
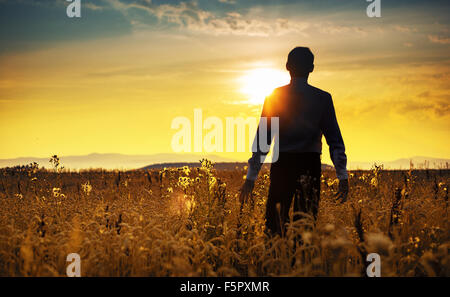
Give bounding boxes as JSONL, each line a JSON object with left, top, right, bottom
{"left": 239, "top": 68, "right": 290, "bottom": 105}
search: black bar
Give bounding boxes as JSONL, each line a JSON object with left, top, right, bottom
{"left": 0, "top": 277, "right": 445, "bottom": 296}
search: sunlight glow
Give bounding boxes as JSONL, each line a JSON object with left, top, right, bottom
{"left": 239, "top": 68, "right": 290, "bottom": 105}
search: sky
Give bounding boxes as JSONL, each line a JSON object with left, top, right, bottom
{"left": 0, "top": 0, "right": 449, "bottom": 165}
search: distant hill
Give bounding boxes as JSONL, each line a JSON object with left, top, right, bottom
{"left": 141, "top": 162, "right": 335, "bottom": 171}
{"left": 348, "top": 156, "right": 449, "bottom": 170}
{"left": 0, "top": 153, "right": 235, "bottom": 170}
{"left": 0, "top": 153, "right": 448, "bottom": 170}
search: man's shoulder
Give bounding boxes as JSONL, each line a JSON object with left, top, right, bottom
{"left": 307, "top": 84, "right": 332, "bottom": 99}
{"left": 265, "top": 85, "right": 290, "bottom": 102}
{"left": 273, "top": 84, "right": 290, "bottom": 94}
{"left": 268, "top": 83, "right": 332, "bottom": 101}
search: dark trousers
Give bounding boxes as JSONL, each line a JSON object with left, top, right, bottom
{"left": 265, "top": 152, "right": 321, "bottom": 236}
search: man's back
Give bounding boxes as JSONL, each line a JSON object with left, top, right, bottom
{"left": 247, "top": 76, "right": 347, "bottom": 181}
{"left": 263, "top": 77, "right": 333, "bottom": 154}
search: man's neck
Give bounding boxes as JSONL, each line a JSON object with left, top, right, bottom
{"left": 290, "top": 76, "right": 308, "bottom": 85}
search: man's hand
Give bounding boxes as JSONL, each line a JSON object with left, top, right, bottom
{"left": 239, "top": 179, "right": 255, "bottom": 204}
{"left": 335, "top": 179, "right": 349, "bottom": 203}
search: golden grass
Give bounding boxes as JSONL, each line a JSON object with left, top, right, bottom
{"left": 0, "top": 161, "right": 448, "bottom": 276}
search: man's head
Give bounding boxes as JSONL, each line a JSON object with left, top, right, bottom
{"left": 286, "top": 47, "right": 314, "bottom": 78}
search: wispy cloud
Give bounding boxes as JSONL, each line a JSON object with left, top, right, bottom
{"left": 396, "top": 92, "right": 450, "bottom": 118}
{"left": 85, "top": 2, "right": 104, "bottom": 11}
{"left": 393, "top": 25, "right": 418, "bottom": 33}
{"left": 428, "top": 34, "right": 450, "bottom": 44}
{"left": 109, "top": 0, "right": 310, "bottom": 36}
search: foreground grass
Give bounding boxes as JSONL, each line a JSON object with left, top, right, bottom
{"left": 0, "top": 162, "right": 448, "bottom": 276}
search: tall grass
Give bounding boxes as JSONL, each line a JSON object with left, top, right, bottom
{"left": 0, "top": 161, "right": 448, "bottom": 276}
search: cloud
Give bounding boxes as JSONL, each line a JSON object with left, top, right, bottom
{"left": 393, "top": 25, "right": 417, "bottom": 33}
{"left": 428, "top": 35, "right": 450, "bottom": 44}
{"left": 108, "top": 1, "right": 379, "bottom": 38}
{"left": 316, "top": 22, "right": 367, "bottom": 36}
{"left": 395, "top": 95, "right": 450, "bottom": 118}
{"left": 341, "top": 93, "right": 450, "bottom": 122}
{"left": 85, "top": 2, "right": 104, "bottom": 11}
{"left": 1, "top": 0, "right": 103, "bottom": 9}
{"left": 376, "top": 90, "right": 449, "bottom": 119}
{"left": 111, "top": 0, "right": 310, "bottom": 36}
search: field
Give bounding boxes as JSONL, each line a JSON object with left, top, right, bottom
{"left": 0, "top": 160, "right": 448, "bottom": 277}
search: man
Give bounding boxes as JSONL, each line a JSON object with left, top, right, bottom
{"left": 239, "top": 47, "right": 349, "bottom": 236}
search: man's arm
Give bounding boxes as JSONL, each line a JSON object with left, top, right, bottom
{"left": 246, "top": 97, "right": 273, "bottom": 181}
{"left": 320, "top": 93, "right": 348, "bottom": 180}
{"left": 240, "top": 97, "right": 274, "bottom": 203}
{"left": 321, "top": 93, "right": 348, "bottom": 202}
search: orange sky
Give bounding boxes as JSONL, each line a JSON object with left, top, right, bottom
{"left": 0, "top": 0, "right": 449, "bottom": 164}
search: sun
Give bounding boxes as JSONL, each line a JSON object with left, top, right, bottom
{"left": 239, "top": 68, "right": 290, "bottom": 105}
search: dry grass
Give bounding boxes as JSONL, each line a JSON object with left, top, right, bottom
{"left": 0, "top": 160, "right": 448, "bottom": 276}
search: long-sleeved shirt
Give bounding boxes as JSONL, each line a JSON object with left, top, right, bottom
{"left": 246, "top": 77, "right": 348, "bottom": 181}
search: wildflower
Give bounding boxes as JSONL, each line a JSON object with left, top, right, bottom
{"left": 200, "top": 158, "right": 214, "bottom": 170}
{"left": 327, "top": 178, "right": 338, "bottom": 187}
{"left": 182, "top": 166, "right": 190, "bottom": 176}
{"left": 81, "top": 181, "right": 92, "bottom": 196}
{"left": 52, "top": 187, "right": 62, "bottom": 198}
{"left": 370, "top": 177, "right": 378, "bottom": 187}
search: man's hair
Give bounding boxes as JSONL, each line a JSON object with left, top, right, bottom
{"left": 286, "top": 47, "right": 314, "bottom": 76}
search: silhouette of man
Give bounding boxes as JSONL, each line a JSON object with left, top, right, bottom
{"left": 239, "top": 47, "right": 349, "bottom": 236}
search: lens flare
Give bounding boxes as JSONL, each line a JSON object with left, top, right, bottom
{"left": 239, "top": 68, "right": 290, "bottom": 104}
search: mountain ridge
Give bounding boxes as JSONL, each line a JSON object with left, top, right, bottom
{"left": 0, "top": 153, "right": 448, "bottom": 170}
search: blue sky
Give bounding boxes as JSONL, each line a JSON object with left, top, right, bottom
{"left": 1, "top": 0, "right": 449, "bottom": 53}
